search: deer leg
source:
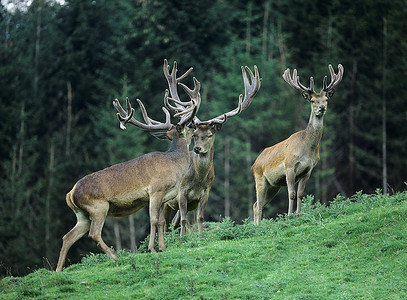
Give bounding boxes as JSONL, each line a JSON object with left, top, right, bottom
{"left": 286, "top": 168, "right": 296, "bottom": 215}
{"left": 179, "top": 192, "right": 188, "bottom": 237}
{"left": 296, "top": 172, "right": 311, "bottom": 214}
{"left": 197, "top": 193, "right": 209, "bottom": 235}
{"left": 171, "top": 210, "right": 180, "bottom": 228}
{"left": 87, "top": 202, "right": 118, "bottom": 261}
{"left": 148, "top": 194, "right": 164, "bottom": 252}
{"left": 162, "top": 204, "right": 172, "bottom": 233}
{"left": 253, "top": 176, "right": 268, "bottom": 225}
{"left": 56, "top": 210, "right": 90, "bottom": 272}
{"left": 157, "top": 205, "right": 167, "bottom": 252}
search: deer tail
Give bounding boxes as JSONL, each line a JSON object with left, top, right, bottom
{"left": 66, "top": 183, "right": 79, "bottom": 213}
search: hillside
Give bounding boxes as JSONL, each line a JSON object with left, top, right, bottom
{"left": 1, "top": 191, "right": 406, "bottom": 299}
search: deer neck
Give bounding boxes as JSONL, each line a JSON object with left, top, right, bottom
{"left": 168, "top": 134, "right": 189, "bottom": 156}
{"left": 193, "top": 144, "right": 214, "bottom": 178}
{"left": 305, "top": 111, "right": 324, "bottom": 151}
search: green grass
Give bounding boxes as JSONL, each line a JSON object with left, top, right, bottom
{"left": 1, "top": 190, "right": 407, "bottom": 299}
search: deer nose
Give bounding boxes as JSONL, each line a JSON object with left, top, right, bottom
{"left": 194, "top": 146, "right": 202, "bottom": 154}
{"left": 319, "top": 105, "right": 326, "bottom": 111}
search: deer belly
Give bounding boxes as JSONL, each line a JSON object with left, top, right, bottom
{"left": 163, "top": 190, "right": 181, "bottom": 210}
{"left": 165, "top": 199, "right": 179, "bottom": 210}
{"left": 263, "top": 163, "right": 287, "bottom": 187}
{"left": 186, "top": 187, "right": 206, "bottom": 202}
{"left": 294, "top": 161, "right": 312, "bottom": 181}
{"left": 108, "top": 200, "right": 148, "bottom": 217}
{"left": 295, "top": 167, "right": 311, "bottom": 181}
{"left": 162, "top": 186, "right": 180, "bottom": 204}
{"left": 108, "top": 192, "right": 149, "bottom": 217}
{"left": 187, "top": 200, "right": 200, "bottom": 211}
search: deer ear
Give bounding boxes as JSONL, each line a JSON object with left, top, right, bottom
{"left": 211, "top": 123, "right": 222, "bottom": 132}
{"left": 187, "top": 122, "right": 196, "bottom": 129}
{"left": 176, "top": 124, "right": 184, "bottom": 134}
{"left": 326, "top": 89, "right": 335, "bottom": 98}
{"left": 302, "top": 92, "right": 311, "bottom": 101}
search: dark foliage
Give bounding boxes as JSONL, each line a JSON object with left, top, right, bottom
{"left": 0, "top": 0, "right": 405, "bottom": 277}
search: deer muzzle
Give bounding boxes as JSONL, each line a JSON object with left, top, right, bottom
{"left": 194, "top": 146, "right": 202, "bottom": 154}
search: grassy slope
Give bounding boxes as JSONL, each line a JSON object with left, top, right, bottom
{"left": 1, "top": 191, "right": 406, "bottom": 299}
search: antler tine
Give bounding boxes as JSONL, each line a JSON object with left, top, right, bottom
{"left": 113, "top": 98, "right": 172, "bottom": 132}
{"left": 113, "top": 98, "right": 134, "bottom": 130}
{"left": 177, "top": 65, "right": 194, "bottom": 82}
{"left": 175, "top": 99, "right": 198, "bottom": 126}
{"left": 135, "top": 98, "right": 164, "bottom": 126}
{"left": 223, "top": 93, "right": 243, "bottom": 119}
{"left": 240, "top": 65, "right": 261, "bottom": 111}
{"left": 178, "top": 77, "right": 202, "bottom": 110}
{"left": 164, "top": 75, "right": 201, "bottom": 118}
{"left": 323, "top": 64, "right": 344, "bottom": 91}
{"left": 196, "top": 65, "right": 260, "bottom": 126}
{"left": 309, "top": 77, "right": 314, "bottom": 92}
{"left": 163, "top": 59, "right": 194, "bottom": 111}
{"left": 282, "top": 68, "right": 315, "bottom": 94}
{"left": 163, "top": 89, "right": 182, "bottom": 112}
{"left": 173, "top": 99, "right": 196, "bottom": 118}
{"left": 162, "top": 60, "right": 201, "bottom": 129}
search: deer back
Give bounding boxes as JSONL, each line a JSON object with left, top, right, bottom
{"left": 252, "top": 129, "right": 318, "bottom": 186}
{"left": 71, "top": 126, "right": 190, "bottom": 217}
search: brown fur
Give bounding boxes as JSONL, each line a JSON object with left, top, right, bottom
{"left": 162, "top": 124, "right": 217, "bottom": 236}
{"left": 253, "top": 64, "right": 343, "bottom": 224}
{"left": 56, "top": 126, "right": 191, "bottom": 271}
{"left": 252, "top": 92, "right": 327, "bottom": 224}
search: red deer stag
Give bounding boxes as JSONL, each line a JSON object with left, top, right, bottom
{"left": 162, "top": 60, "right": 261, "bottom": 236}
{"left": 56, "top": 66, "right": 198, "bottom": 271}
{"left": 252, "top": 64, "right": 344, "bottom": 224}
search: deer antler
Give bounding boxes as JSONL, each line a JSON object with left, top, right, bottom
{"left": 283, "top": 64, "right": 344, "bottom": 95}
{"left": 282, "top": 68, "right": 315, "bottom": 95}
{"left": 196, "top": 65, "right": 261, "bottom": 126}
{"left": 163, "top": 59, "right": 200, "bottom": 112}
{"left": 162, "top": 59, "right": 202, "bottom": 126}
{"left": 322, "top": 64, "right": 344, "bottom": 92}
{"left": 164, "top": 90, "right": 198, "bottom": 126}
{"left": 164, "top": 77, "right": 201, "bottom": 114}
{"left": 113, "top": 97, "right": 172, "bottom": 131}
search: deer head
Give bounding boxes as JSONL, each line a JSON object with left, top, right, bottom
{"left": 163, "top": 63, "right": 261, "bottom": 154}
{"left": 113, "top": 89, "right": 197, "bottom": 141}
{"left": 282, "top": 64, "right": 344, "bottom": 118}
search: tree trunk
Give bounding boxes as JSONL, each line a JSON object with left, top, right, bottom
{"left": 66, "top": 81, "right": 72, "bottom": 157}
{"left": 17, "top": 104, "right": 25, "bottom": 176}
{"left": 128, "top": 215, "right": 136, "bottom": 251}
{"left": 245, "top": 2, "right": 252, "bottom": 55}
{"left": 113, "top": 219, "right": 122, "bottom": 251}
{"left": 382, "top": 17, "right": 388, "bottom": 194}
{"left": 224, "top": 139, "right": 230, "bottom": 218}
{"left": 122, "top": 73, "right": 128, "bottom": 98}
{"left": 5, "top": 16, "right": 11, "bottom": 49}
{"left": 45, "top": 142, "right": 55, "bottom": 261}
{"left": 315, "top": 168, "right": 321, "bottom": 204}
{"left": 321, "top": 149, "right": 328, "bottom": 205}
{"left": 262, "top": 0, "right": 270, "bottom": 59}
{"left": 246, "top": 138, "right": 253, "bottom": 220}
{"left": 34, "top": 1, "right": 41, "bottom": 100}
{"left": 11, "top": 146, "right": 17, "bottom": 195}
{"left": 348, "top": 60, "right": 357, "bottom": 194}
{"left": 277, "top": 21, "right": 286, "bottom": 68}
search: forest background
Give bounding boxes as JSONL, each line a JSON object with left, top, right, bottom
{"left": 0, "top": 0, "right": 406, "bottom": 277}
